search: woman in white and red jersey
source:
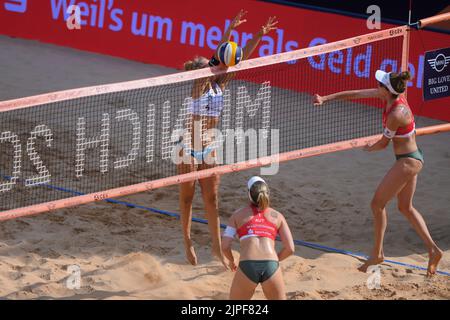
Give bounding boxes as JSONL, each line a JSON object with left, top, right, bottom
{"left": 179, "top": 10, "right": 278, "bottom": 267}
{"left": 313, "top": 70, "right": 443, "bottom": 276}
{"left": 222, "top": 177, "right": 295, "bottom": 300}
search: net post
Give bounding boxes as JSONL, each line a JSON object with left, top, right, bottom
{"left": 418, "top": 12, "right": 450, "bottom": 29}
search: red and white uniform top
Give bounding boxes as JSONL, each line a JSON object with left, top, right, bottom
{"left": 382, "top": 95, "right": 415, "bottom": 138}
{"left": 237, "top": 205, "right": 278, "bottom": 241}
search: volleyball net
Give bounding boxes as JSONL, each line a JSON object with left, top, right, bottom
{"left": 0, "top": 20, "right": 449, "bottom": 219}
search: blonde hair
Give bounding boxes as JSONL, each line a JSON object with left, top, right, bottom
{"left": 249, "top": 182, "right": 270, "bottom": 210}
{"left": 184, "top": 56, "right": 208, "bottom": 71}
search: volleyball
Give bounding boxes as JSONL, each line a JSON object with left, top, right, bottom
{"left": 217, "top": 41, "right": 243, "bottom": 67}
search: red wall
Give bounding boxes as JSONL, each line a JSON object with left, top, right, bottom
{"left": 1, "top": 0, "right": 449, "bottom": 121}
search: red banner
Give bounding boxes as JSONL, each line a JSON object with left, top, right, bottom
{"left": 1, "top": 0, "right": 449, "bottom": 121}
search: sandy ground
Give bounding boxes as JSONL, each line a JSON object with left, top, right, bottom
{"left": 0, "top": 35, "right": 449, "bottom": 300}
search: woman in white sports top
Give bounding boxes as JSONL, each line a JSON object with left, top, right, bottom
{"left": 178, "top": 9, "right": 278, "bottom": 267}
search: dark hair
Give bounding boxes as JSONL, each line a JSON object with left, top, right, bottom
{"left": 249, "top": 181, "right": 270, "bottom": 210}
{"left": 389, "top": 71, "right": 411, "bottom": 95}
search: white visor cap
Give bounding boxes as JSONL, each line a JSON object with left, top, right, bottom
{"left": 247, "top": 176, "right": 266, "bottom": 190}
{"left": 375, "top": 70, "right": 400, "bottom": 95}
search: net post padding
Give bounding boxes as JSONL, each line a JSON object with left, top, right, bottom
{"left": 401, "top": 25, "right": 410, "bottom": 98}
{"left": 1, "top": 123, "right": 449, "bottom": 221}
{"left": 418, "top": 12, "right": 450, "bottom": 29}
{"left": 0, "top": 26, "right": 409, "bottom": 112}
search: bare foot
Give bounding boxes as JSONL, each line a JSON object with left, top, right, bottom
{"left": 427, "top": 247, "right": 443, "bottom": 277}
{"left": 184, "top": 240, "right": 198, "bottom": 266}
{"left": 358, "top": 255, "right": 384, "bottom": 273}
{"left": 211, "top": 242, "right": 227, "bottom": 269}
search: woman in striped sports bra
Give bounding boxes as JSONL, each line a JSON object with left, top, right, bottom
{"left": 222, "top": 177, "right": 295, "bottom": 300}
{"left": 178, "top": 10, "right": 278, "bottom": 267}
{"left": 313, "top": 70, "right": 443, "bottom": 276}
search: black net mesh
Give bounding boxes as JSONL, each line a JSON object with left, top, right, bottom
{"left": 0, "top": 37, "right": 403, "bottom": 210}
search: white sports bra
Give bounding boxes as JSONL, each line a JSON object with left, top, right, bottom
{"left": 189, "top": 82, "right": 224, "bottom": 117}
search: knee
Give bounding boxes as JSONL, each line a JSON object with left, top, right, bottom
{"left": 180, "top": 193, "right": 195, "bottom": 207}
{"left": 398, "top": 204, "right": 414, "bottom": 216}
{"left": 204, "top": 192, "right": 219, "bottom": 207}
{"left": 370, "top": 197, "right": 385, "bottom": 213}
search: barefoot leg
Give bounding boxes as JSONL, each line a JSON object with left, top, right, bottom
{"left": 199, "top": 173, "right": 225, "bottom": 266}
{"left": 427, "top": 248, "right": 443, "bottom": 276}
{"left": 360, "top": 159, "right": 415, "bottom": 272}
{"left": 397, "top": 175, "right": 443, "bottom": 276}
{"left": 184, "top": 238, "right": 198, "bottom": 266}
{"left": 179, "top": 175, "right": 198, "bottom": 265}
{"left": 358, "top": 256, "right": 385, "bottom": 273}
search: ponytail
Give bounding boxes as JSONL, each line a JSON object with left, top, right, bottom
{"left": 399, "top": 71, "right": 411, "bottom": 81}
{"left": 249, "top": 181, "right": 270, "bottom": 210}
{"left": 256, "top": 190, "right": 270, "bottom": 211}
{"left": 389, "top": 70, "right": 411, "bottom": 95}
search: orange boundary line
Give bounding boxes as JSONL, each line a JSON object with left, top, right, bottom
{"left": 0, "top": 26, "right": 408, "bottom": 111}
{"left": 1, "top": 123, "right": 449, "bottom": 221}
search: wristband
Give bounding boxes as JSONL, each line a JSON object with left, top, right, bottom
{"left": 383, "top": 127, "right": 396, "bottom": 139}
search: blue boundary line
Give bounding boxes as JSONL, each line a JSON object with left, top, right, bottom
{"left": 3, "top": 176, "right": 447, "bottom": 277}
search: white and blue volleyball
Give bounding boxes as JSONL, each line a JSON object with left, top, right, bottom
{"left": 217, "top": 41, "right": 243, "bottom": 67}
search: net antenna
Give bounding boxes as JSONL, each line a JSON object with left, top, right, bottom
{"left": 408, "top": 0, "right": 412, "bottom": 26}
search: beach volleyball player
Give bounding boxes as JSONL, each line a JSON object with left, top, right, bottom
{"left": 313, "top": 70, "right": 443, "bottom": 276}
{"left": 222, "top": 177, "right": 295, "bottom": 299}
{"left": 179, "top": 10, "right": 278, "bottom": 266}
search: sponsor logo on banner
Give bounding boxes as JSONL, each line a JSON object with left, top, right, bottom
{"left": 368, "top": 33, "right": 384, "bottom": 41}
{"left": 428, "top": 54, "right": 450, "bottom": 73}
{"left": 389, "top": 28, "right": 403, "bottom": 36}
{"left": 353, "top": 37, "right": 362, "bottom": 45}
{"left": 423, "top": 47, "right": 450, "bottom": 101}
